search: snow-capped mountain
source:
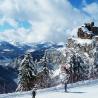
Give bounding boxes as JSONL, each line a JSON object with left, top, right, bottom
{"left": 0, "top": 40, "right": 64, "bottom": 94}
{"left": 0, "top": 41, "right": 64, "bottom": 61}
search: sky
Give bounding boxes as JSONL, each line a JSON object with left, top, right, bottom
{"left": 0, "top": 0, "right": 98, "bottom": 43}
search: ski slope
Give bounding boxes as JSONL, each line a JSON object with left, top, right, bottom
{"left": 0, "top": 81, "right": 98, "bottom": 98}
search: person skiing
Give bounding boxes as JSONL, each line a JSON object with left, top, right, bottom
{"left": 32, "top": 87, "right": 37, "bottom": 98}
{"left": 64, "top": 74, "right": 69, "bottom": 92}
{"left": 64, "top": 82, "right": 67, "bottom": 92}
{"left": 60, "top": 72, "right": 69, "bottom": 92}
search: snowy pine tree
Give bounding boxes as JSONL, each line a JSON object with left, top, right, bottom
{"left": 37, "top": 51, "right": 52, "bottom": 88}
{"left": 16, "top": 53, "right": 37, "bottom": 91}
{"left": 69, "top": 53, "right": 89, "bottom": 82}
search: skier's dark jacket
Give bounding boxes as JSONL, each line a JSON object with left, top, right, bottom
{"left": 32, "top": 89, "right": 36, "bottom": 97}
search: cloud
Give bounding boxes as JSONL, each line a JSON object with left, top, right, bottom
{"left": 0, "top": 0, "right": 96, "bottom": 43}
{"left": 83, "top": 2, "right": 98, "bottom": 24}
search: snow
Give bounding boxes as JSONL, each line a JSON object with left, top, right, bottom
{"left": 57, "top": 42, "right": 65, "bottom": 46}
{"left": 38, "top": 84, "right": 98, "bottom": 98}
{"left": 67, "top": 27, "right": 78, "bottom": 37}
{"left": 81, "top": 26, "right": 93, "bottom": 34}
{"left": 73, "top": 38, "right": 93, "bottom": 45}
{"left": 26, "top": 49, "right": 35, "bottom": 53}
{"left": 57, "top": 47, "right": 66, "bottom": 57}
{"left": 3, "top": 49, "right": 12, "bottom": 52}
{"left": 52, "top": 68, "right": 60, "bottom": 77}
{"left": 1, "top": 80, "right": 98, "bottom": 98}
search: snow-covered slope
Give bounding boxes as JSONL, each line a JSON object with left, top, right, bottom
{"left": 0, "top": 80, "right": 98, "bottom": 98}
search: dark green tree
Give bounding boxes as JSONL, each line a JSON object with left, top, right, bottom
{"left": 38, "top": 51, "right": 51, "bottom": 88}
{"left": 70, "top": 54, "right": 85, "bottom": 82}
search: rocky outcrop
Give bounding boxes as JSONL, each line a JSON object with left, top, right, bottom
{"left": 77, "top": 22, "right": 98, "bottom": 39}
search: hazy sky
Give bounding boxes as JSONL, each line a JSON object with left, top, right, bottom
{"left": 0, "top": 0, "right": 98, "bottom": 43}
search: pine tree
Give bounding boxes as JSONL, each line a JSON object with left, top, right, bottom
{"left": 70, "top": 54, "right": 85, "bottom": 82}
{"left": 38, "top": 51, "right": 51, "bottom": 88}
{"left": 16, "top": 53, "right": 37, "bottom": 91}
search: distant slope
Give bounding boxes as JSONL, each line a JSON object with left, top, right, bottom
{"left": 0, "top": 41, "right": 64, "bottom": 61}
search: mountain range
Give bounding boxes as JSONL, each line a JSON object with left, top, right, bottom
{"left": 0, "top": 41, "right": 64, "bottom": 93}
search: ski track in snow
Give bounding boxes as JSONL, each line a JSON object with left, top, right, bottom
{"left": 0, "top": 82, "right": 98, "bottom": 98}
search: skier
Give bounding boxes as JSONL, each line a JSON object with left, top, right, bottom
{"left": 64, "top": 74, "right": 69, "bottom": 92}
{"left": 32, "top": 87, "right": 37, "bottom": 98}
{"left": 64, "top": 82, "right": 67, "bottom": 92}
